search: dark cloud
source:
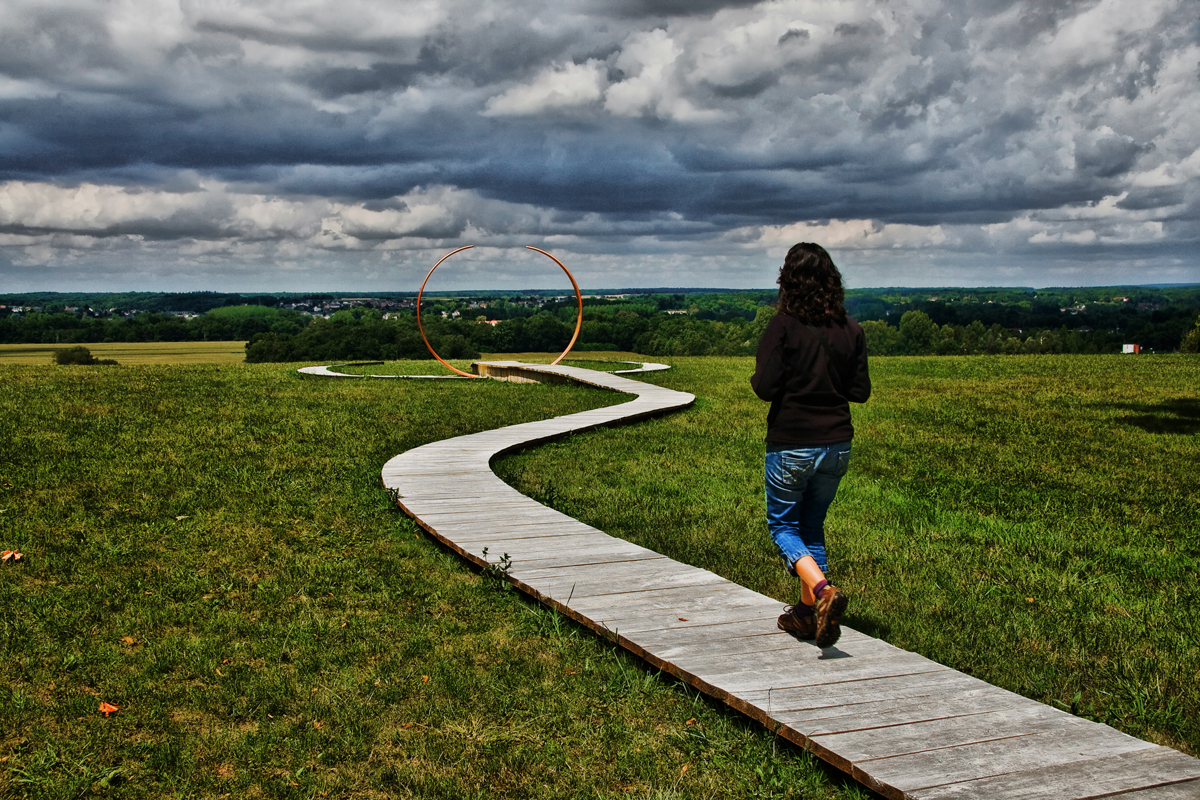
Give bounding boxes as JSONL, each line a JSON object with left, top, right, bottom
{"left": 0, "top": 0, "right": 1195, "bottom": 290}
{"left": 777, "top": 28, "right": 809, "bottom": 45}
{"left": 1074, "top": 131, "right": 1147, "bottom": 179}
{"left": 303, "top": 63, "right": 426, "bottom": 98}
{"left": 1117, "top": 186, "right": 1187, "bottom": 211}
{"left": 604, "top": 0, "right": 764, "bottom": 17}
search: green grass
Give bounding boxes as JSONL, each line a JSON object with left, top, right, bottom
{"left": 0, "top": 361, "right": 875, "bottom": 799}
{"left": 496, "top": 355, "right": 1200, "bottom": 755}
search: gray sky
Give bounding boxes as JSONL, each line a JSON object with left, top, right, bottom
{"left": 1, "top": 0, "right": 1197, "bottom": 291}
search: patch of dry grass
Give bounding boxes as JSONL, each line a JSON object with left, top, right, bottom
{"left": 0, "top": 341, "right": 247, "bottom": 365}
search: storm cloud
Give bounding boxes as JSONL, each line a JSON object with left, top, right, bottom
{"left": 1, "top": 0, "right": 1197, "bottom": 290}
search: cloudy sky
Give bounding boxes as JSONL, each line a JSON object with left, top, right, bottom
{"left": 1, "top": 0, "right": 1197, "bottom": 292}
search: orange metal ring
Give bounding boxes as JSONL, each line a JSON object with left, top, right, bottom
{"left": 416, "top": 245, "right": 585, "bottom": 378}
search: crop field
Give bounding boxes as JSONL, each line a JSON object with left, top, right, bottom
{"left": 0, "top": 341, "right": 248, "bottom": 365}
{"left": 0, "top": 354, "right": 1196, "bottom": 798}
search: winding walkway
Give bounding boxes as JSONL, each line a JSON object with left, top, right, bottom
{"left": 362, "top": 361, "right": 1200, "bottom": 800}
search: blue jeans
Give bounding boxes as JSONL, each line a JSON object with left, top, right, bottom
{"left": 765, "top": 442, "right": 852, "bottom": 575}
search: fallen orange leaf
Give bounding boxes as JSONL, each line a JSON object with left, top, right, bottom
{"left": 1, "top": 550, "right": 23, "bottom": 563}
{"left": 421, "top": 675, "right": 429, "bottom": 683}
{"left": 685, "top": 718, "right": 695, "bottom": 726}
{"left": 677, "top": 617, "right": 687, "bottom": 621}
{"left": 99, "top": 702, "right": 120, "bottom": 716}
{"left": 120, "top": 636, "right": 135, "bottom": 645}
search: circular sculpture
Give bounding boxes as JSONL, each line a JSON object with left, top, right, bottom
{"left": 416, "top": 245, "right": 584, "bottom": 378}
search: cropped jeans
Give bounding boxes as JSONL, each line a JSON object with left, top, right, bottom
{"left": 765, "top": 441, "right": 852, "bottom": 575}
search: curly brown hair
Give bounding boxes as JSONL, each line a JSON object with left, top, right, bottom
{"left": 776, "top": 242, "right": 846, "bottom": 325}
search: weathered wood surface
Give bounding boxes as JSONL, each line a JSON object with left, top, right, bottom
{"left": 372, "top": 360, "right": 1199, "bottom": 800}
{"left": 298, "top": 362, "right": 471, "bottom": 379}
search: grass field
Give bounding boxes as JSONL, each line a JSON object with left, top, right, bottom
{"left": 498, "top": 355, "right": 1200, "bottom": 756}
{"left": 0, "top": 341, "right": 247, "bottom": 365}
{"left": 1, "top": 354, "right": 1196, "bottom": 798}
{"left": 0, "top": 358, "right": 872, "bottom": 800}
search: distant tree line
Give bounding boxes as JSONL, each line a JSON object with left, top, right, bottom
{"left": 846, "top": 285, "right": 1200, "bottom": 354}
{"left": 3, "top": 287, "right": 1198, "bottom": 359}
{"left": 0, "top": 306, "right": 306, "bottom": 345}
{"left": 244, "top": 305, "right": 773, "bottom": 362}
{"left": 862, "top": 312, "right": 1125, "bottom": 356}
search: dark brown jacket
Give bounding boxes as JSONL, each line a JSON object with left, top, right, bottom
{"left": 751, "top": 313, "right": 871, "bottom": 445}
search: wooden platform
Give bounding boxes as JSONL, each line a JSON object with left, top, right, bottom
{"left": 376, "top": 361, "right": 1200, "bottom": 800}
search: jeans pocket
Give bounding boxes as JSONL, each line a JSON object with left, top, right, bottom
{"left": 778, "top": 453, "right": 817, "bottom": 484}
{"left": 830, "top": 448, "right": 852, "bottom": 477}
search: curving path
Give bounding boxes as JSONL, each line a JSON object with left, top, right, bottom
{"left": 315, "top": 360, "right": 1200, "bottom": 799}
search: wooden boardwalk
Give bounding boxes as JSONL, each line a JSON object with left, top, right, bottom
{"left": 372, "top": 361, "right": 1200, "bottom": 800}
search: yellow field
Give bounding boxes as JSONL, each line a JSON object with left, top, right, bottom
{"left": 0, "top": 341, "right": 247, "bottom": 365}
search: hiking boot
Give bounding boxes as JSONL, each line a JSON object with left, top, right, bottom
{"left": 814, "top": 585, "right": 848, "bottom": 648}
{"left": 777, "top": 605, "right": 816, "bottom": 639}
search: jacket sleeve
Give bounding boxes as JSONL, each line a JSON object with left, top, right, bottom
{"left": 751, "top": 315, "right": 787, "bottom": 401}
{"left": 845, "top": 326, "right": 871, "bottom": 403}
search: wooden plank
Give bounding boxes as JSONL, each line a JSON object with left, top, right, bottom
{"left": 586, "top": 599, "right": 787, "bottom": 640}
{"left": 517, "top": 562, "right": 730, "bottom": 602}
{"left": 746, "top": 670, "right": 982, "bottom": 729}
{"left": 911, "top": 747, "right": 1200, "bottom": 800}
{"left": 647, "top": 634, "right": 907, "bottom": 680}
{"left": 566, "top": 581, "right": 777, "bottom": 620}
{"left": 639, "top": 616, "right": 876, "bottom": 655}
{"left": 813, "top": 702, "right": 1084, "bottom": 762}
{"left": 426, "top": 520, "right": 600, "bottom": 541}
{"left": 860, "top": 722, "right": 1159, "bottom": 794}
{"left": 454, "top": 539, "right": 659, "bottom": 567}
{"left": 512, "top": 555, "right": 718, "bottom": 586}
{"left": 400, "top": 497, "right": 546, "bottom": 515}
{"left": 692, "top": 647, "right": 952, "bottom": 696}
{"left": 512, "top": 556, "right": 674, "bottom": 583}
{"left": 736, "top": 667, "right": 962, "bottom": 707}
{"left": 1102, "top": 779, "right": 1200, "bottom": 799}
{"left": 790, "top": 687, "right": 1029, "bottom": 736}
{"left": 386, "top": 488, "right": 529, "bottom": 503}
{"left": 402, "top": 495, "right": 560, "bottom": 514}
{"left": 772, "top": 672, "right": 1001, "bottom": 725}
{"left": 623, "top": 616, "right": 870, "bottom": 649}
{"left": 415, "top": 506, "right": 574, "bottom": 525}
{"left": 470, "top": 533, "right": 651, "bottom": 558}
{"left": 672, "top": 640, "right": 933, "bottom": 692}
{"left": 507, "top": 543, "right": 665, "bottom": 567}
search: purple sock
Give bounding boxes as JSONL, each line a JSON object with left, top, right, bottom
{"left": 813, "top": 580, "right": 829, "bottom": 600}
{"left": 795, "top": 601, "right": 814, "bottom": 618}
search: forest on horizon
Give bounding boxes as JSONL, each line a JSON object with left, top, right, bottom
{"left": 3, "top": 284, "right": 1199, "bottom": 359}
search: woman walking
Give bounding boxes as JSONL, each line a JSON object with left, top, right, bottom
{"left": 751, "top": 243, "right": 871, "bottom": 649}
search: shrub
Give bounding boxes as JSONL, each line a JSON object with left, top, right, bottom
{"left": 52, "top": 346, "right": 118, "bottom": 366}
{"left": 1181, "top": 315, "right": 1200, "bottom": 353}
